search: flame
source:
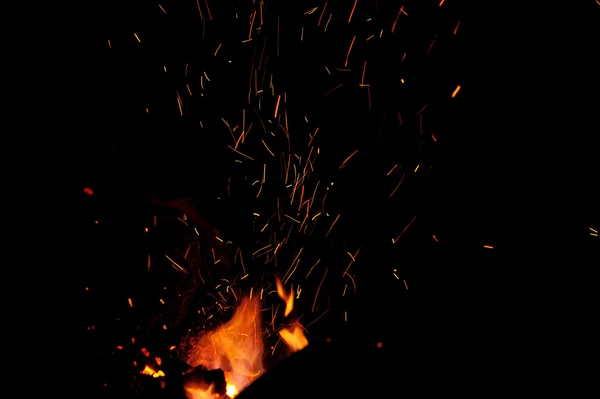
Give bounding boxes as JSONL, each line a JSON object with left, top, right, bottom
{"left": 185, "top": 384, "right": 220, "bottom": 399}
{"left": 185, "top": 297, "right": 264, "bottom": 398}
{"left": 278, "top": 322, "right": 308, "bottom": 352}
{"left": 184, "top": 279, "right": 309, "bottom": 398}
{"left": 275, "top": 278, "right": 294, "bottom": 317}
{"left": 275, "top": 277, "right": 308, "bottom": 353}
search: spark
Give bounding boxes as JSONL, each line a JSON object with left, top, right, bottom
{"left": 454, "top": 20, "right": 461, "bottom": 35}
{"left": 262, "top": 139, "right": 275, "bottom": 156}
{"left": 312, "top": 268, "right": 328, "bottom": 312}
{"left": 324, "top": 83, "right": 342, "bottom": 96}
{"left": 317, "top": 2, "right": 327, "bottom": 26}
{"left": 391, "top": 6, "right": 404, "bottom": 33}
{"left": 344, "top": 36, "right": 356, "bottom": 67}
{"left": 305, "top": 259, "right": 321, "bottom": 278}
{"left": 324, "top": 14, "right": 332, "bottom": 32}
{"left": 392, "top": 216, "right": 417, "bottom": 243}
{"left": 452, "top": 85, "right": 461, "bottom": 98}
{"left": 325, "top": 214, "right": 340, "bottom": 237}
{"left": 228, "top": 145, "right": 254, "bottom": 160}
{"left": 339, "top": 149, "right": 359, "bottom": 169}
{"left": 348, "top": 0, "right": 358, "bottom": 23}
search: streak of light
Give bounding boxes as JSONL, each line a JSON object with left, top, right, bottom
{"left": 317, "top": 1, "right": 328, "bottom": 26}
{"left": 343, "top": 272, "right": 357, "bottom": 294}
{"left": 454, "top": 21, "right": 461, "bottom": 35}
{"left": 274, "top": 94, "right": 281, "bottom": 117}
{"left": 348, "top": 0, "right": 358, "bottom": 23}
{"left": 312, "top": 268, "right": 328, "bottom": 312}
{"left": 324, "top": 83, "right": 343, "bottom": 96}
{"left": 262, "top": 139, "right": 275, "bottom": 156}
{"left": 426, "top": 34, "right": 438, "bottom": 56}
{"left": 392, "top": 216, "right": 417, "bottom": 243}
{"left": 324, "top": 14, "right": 332, "bottom": 32}
{"left": 305, "top": 259, "right": 321, "bottom": 278}
{"left": 325, "top": 214, "right": 340, "bottom": 237}
{"left": 214, "top": 43, "right": 222, "bottom": 56}
{"left": 389, "top": 173, "right": 405, "bottom": 198}
{"left": 452, "top": 85, "right": 461, "bottom": 98}
{"left": 165, "top": 254, "right": 187, "bottom": 273}
{"left": 227, "top": 145, "right": 254, "bottom": 160}
{"left": 391, "top": 6, "right": 404, "bottom": 33}
{"left": 344, "top": 36, "right": 356, "bottom": 67}
{"left": 339, "top": 149, "right": 358, "bottom": 169}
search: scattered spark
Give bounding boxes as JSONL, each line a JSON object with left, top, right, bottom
{"left": 452, "top": 85, "right": 461, "bottom": 98}
{"left": 348, "top": 0, "right": 358, "bottom": 23}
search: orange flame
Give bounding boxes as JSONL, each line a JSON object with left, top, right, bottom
{"left": 275, "top": 278, "right": 294, "bottom": 317}
{"left": 279, "top": 322, "right": 308, "bottom": 352}
{"left": 184, "top": 279, "right": 309, "bottom": 398}
{"left": 185, "top": 297, "right": 263, "bottom": 398}
{"left": 275, "top": 277, "right": 308, "bottom": 353}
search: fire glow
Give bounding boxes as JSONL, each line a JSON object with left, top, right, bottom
{"left": 181, "top": 278, "right": 308, "bottom": 399}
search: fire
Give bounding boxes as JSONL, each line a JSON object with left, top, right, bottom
{"left": 279, "top": 322, "right": 309, "bottom": 352}
{"left": 185, "top": 297, "right": 264, "bottom": 398}
{"left": 184, "top": 279, "right": 309, "bottom": 398}
{"left": 275, "top": 278, "right": 308, "bottom": 353}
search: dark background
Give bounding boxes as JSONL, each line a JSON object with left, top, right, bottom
{"left": 57, "top": 0, "right": 598, "bottom": 397}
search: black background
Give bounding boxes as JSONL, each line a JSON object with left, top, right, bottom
{"left": 48, "top": 0, "right": 599, "bottom": 397}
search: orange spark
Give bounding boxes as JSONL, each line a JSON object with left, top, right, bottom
{"left": 452, "top": 85, "right": 461, "bottom": 98}
{"left": 317, "top": 1, "right": 328, "bottom": 26}
{"left": 348, "top": 0, "right": 357, "bottom": 23}
{"left": 344, "top": 36, "right": 356, "bottom": 67}
{"left": 339, "top": 149, "right": 359, "bottom": 169}
{"left": 274, "top": 94, "right": 281, "bottom": 117}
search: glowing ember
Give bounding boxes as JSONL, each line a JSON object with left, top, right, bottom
{"left": 141, "top": 365, "right": 165, "bottom": 378}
